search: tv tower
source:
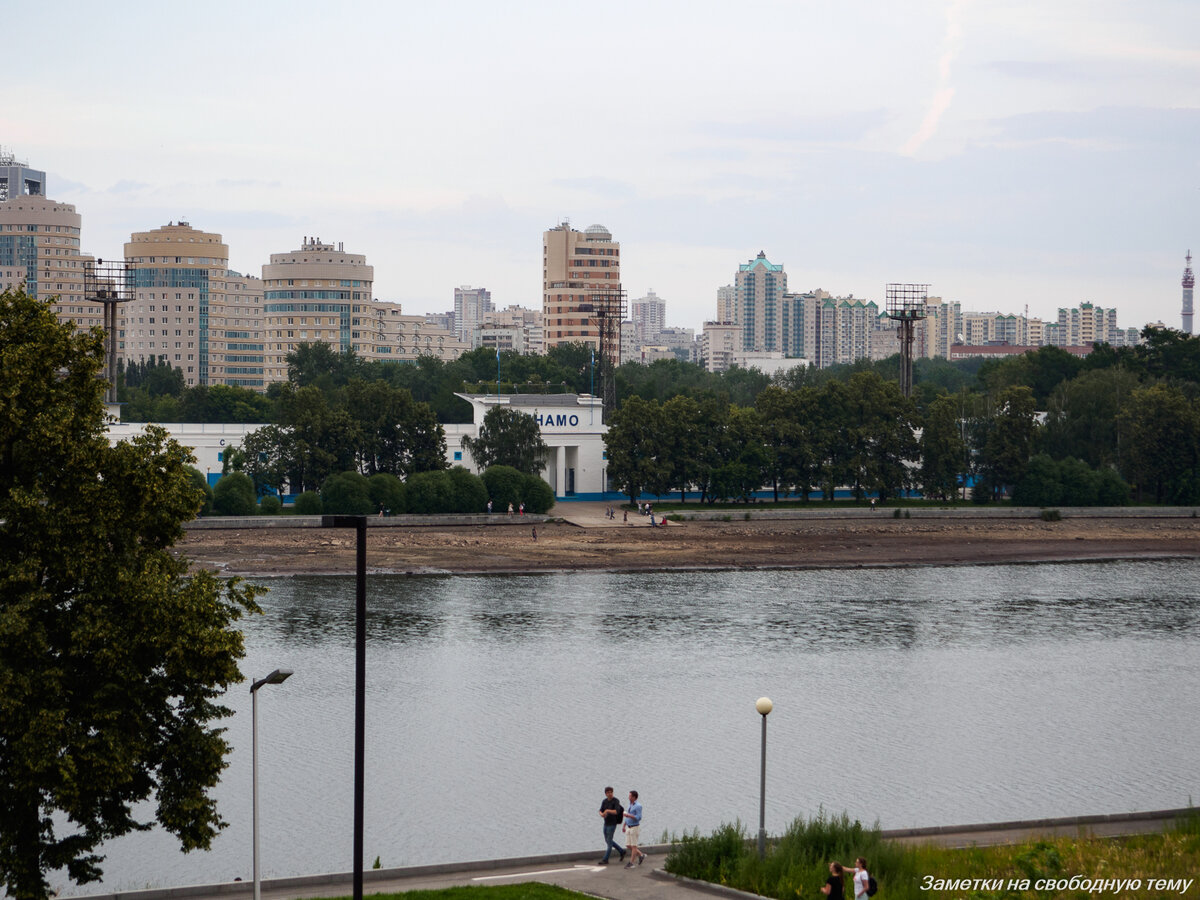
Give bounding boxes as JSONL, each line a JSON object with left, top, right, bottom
{"left": 1184, "top": 250, "right": 1195, "bottom": 335}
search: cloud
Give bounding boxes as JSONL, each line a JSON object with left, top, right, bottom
{"left": 550, "top": 177, "right": 637, "bottom": 199}
{"left": 901, "top": 0, "right": 969, "bottom": 156}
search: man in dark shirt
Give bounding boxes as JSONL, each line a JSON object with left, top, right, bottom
{"left": 597, "top": 786, "right": 625, "bottom": 864}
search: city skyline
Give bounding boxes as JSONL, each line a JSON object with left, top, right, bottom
{"left": 8, "top": 1, "right": 1198, "bottom": 333}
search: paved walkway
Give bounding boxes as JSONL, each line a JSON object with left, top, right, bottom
{"left": 75, "top": 809, "right": 1193, "bottom": 900}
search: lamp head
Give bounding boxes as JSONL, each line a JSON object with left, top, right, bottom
{"left": 251, "top": 669, "right": 294, "bottom": 693}
{"left": 756, "top": 696, "right": 773, "bottom": 716}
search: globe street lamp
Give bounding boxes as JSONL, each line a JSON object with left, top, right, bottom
{"left": 756, "top": 696, "right": 773, "bottom": 859}
{"left": 252, "top": 668, "right": 293, "bottom": 900}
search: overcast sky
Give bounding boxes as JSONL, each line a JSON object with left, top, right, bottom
{"left": 9, "top": 0, "right": 1199, "bottom": 333}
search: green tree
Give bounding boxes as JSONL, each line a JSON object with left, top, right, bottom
{"left": 344, "top": 379, "right": 448, "bottom": 476}
{"left": 977, "top": 386, "right": 1037, "bottom": 500}
{"left": 919, "top": 394, "right": 968, "bottom": 501}
{"left": 603, "top": 395, "right": 663, "bottom": 503}
{"left": 462, "top": 406, "right": 549, "bottom": 474}
{"left": 320, "top": 471, "right": 374, "bottom": 515}
{"left": 212, "top": 472, "right": 256, "bottom": 516}
{"left": 368, "top": 473, "right": 406, "bottom": 515}
{"left": 0, "top": 288, "right": 261, "bottom": 900}
{"left": 1119, "top": 383, "right": 1200, "bottom": 503}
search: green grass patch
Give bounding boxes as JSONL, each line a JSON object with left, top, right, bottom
{"left": 312, "top": 885, "right": 590, "bottom": 900}
{"left": 666, "top": 811, "right": 1200, "bottom": 900}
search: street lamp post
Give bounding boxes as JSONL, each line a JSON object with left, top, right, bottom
{"left": 322, "top": 515, "right": 368, "bottom": 900}
{"left": 251, "top": 668, "right": 293, "bottom": 900}
{"left": 756, "top": 696, "right": 773, "bottom": 859}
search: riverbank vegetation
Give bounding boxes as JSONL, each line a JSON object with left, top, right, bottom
{"left": 121, "top": 325, "right": 1200, "bottom": 508}
{"left": 665, "top": 810, "right": 1200, "bottom": 900}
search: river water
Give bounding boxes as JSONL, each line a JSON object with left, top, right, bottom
{"left": 58, "top": 560, "right": 1200, "bottom": 895}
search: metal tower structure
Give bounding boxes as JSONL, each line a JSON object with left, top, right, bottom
{"left": 579, "top": 287, "right": 627, "bottom": 417}
{"left": 1183, "top": 250, "right": 1194, "bottom": 335}
{"left": 84, "top": 258, "right": 135, "bottom": 403}
{"left": 885, "top": 283, "right": 929, "bottom": 398}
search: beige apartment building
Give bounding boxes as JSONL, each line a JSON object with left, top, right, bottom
{"left": 365, "top": 301, "right": 470, "bottom": 363}
{"left": 124, "top": 221, "right": 264, "bottom": 388}
{"left": 262, "top": 237, "right": 374, "bottom": 382}
{"left": 0, "top": 196, "right": 98, "bottom": 332}
{"left": 542, "top": 222, "right": 623, "bottom": 362}
{"left": 702, "top": 321, "right": 742, "bottom": 373}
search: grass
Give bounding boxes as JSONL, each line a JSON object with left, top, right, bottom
{"left": 665, "top": 810, "right": 1200, "bottom": 900}
{"left": 312, "top": 885, "right": 589, "bottom": 900}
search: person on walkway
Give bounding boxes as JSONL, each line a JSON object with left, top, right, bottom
{"left": 487, "top": 500, "right": 493, "bottom": 514}
{"left": 531, "top": 526, "right": 537, "bottom": 541}
{"left": 507, "top": 502, "right": 513, "bottom": 515}
{"left": 623, "top": 509, "right": 628, "bottom": 524}
{"left": 821, "top": 862, "right": 846, "bottom": 899}
{"left": 519, "top": 502, "right": 525, "bottom": 515}
{"left": 623, "top": 790, "right": 646, "bottom": 867}
{"left": 838, "top": 857, "right": 870, "bottom": 899}
{"left": 597, "top": 786, "right": 625, "bottom": 864}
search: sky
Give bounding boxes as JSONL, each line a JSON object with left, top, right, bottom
{"left": 8, "top": 0, "right": 1200, "bottom": 334}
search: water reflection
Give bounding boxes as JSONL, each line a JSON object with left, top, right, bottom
{"left": 61, "top": 559, "right": 1200, "bottom": 897}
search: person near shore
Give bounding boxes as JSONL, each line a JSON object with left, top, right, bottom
{"left": 838, "top": 857, "right": 870, "bottom": 899}
{"left": 487, "top": 500, "right": 493, "bottom": 514}
{"left": 623, "top": 790, "right": 645, "bottom": 867}
{"left": 623, "top": 509, "right": 628, "bottom": 523}
{"left": 597, "top": 786, "right": 625, "bottom": 864}
{"left": 821, "top": 862, "right": 845, "bottom": 899}
{"left": 532, "top": 526, "right": 537, "bottom": 541}
{"left": 507, "top": 502, "right": 513, "bottom": 515}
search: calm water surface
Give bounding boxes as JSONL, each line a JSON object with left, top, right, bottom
{"left": 60, "top": 561, "right": 1200, "bottom": 895}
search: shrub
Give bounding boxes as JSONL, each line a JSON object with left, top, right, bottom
{"left": 483, "top": 465, "right": 525, "bottom": 511}
{"left": 293, "top": 491, "right": 323, "bottom": 515}
{"left": 520, "top": 474, "right": 555, "bottom": 514}
{"left": 368, "top": 473, "right": 406, "bottom": 515}
{"left": 212, "top": 472, "right": 256, "bottom": 516}
{"left": 1040, "top": 508, "right": 1062, "bottom": 522}
{"left": 259, "top": 495, "right": 282, "bottom": 515}
{"left": 406, "top": 470, "right": 453, "bottom": 514}
{"left": 321, "top": 471, "right": 374, "bottom": 515}
{"left": 448, "top": 466, "right": 488, "bottom": 513}
{"left": 186, "top": 465, "right": 214, "bottom": 515}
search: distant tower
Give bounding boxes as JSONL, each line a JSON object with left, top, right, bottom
{"left": 1183, "top": 250, "right": 1194, "bottom": 335}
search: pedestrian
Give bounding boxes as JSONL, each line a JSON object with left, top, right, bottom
{"left": 597, "top": 786, "right": 625, "bottom": 864}
{"left": 623, "top": 509, "right": 628, "bottom": 524}
{"left": 519, "top": 502, "right": 525, "bottom": 516}
{"left": 623, "top": 790, "right": 646, "bottom": 867}
{"left": 838, "top": 857, "right": 871, "bottom": 899}
{"left": 487, "top": 499, "right": 493, "bottom": 514}
{"left": 870, "top": 498, "right": 875, "bottom": 511}
{"left": 507, "top": 502, "right": 513, "bottom": 515}
{"left": 821, "top": 862, "right": 846, "bottom": 899}
{"left": 532, "top": 526, "right": 537, "bottom": 541}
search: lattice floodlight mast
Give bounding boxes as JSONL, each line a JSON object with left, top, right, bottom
{"left": 84, "top": 258, "right": 135, "bottom": 403}
{"left": 579, "top": 287, "right": 627, "bottom": 418}
{"left": 885, "top": 283, "right": 929, "bottom": 398}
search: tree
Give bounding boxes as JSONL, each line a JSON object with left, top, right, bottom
{"left": 919, "top": 394, "right": 968, "bottom": 501}
{"left": 603, "top": 395, "right": 664, "bottom": 503}
{"left": 977, "top": 386, "right": 1037, "bottom": 499}
{"left": 320, "top": 471, "right": 374, "bottom": 515}
{"left": 0, "top": 288, "right": 261, "bottom": 900}
{"left": 212, "top": 472, "right": 256, "bottom": 516}
{"left": 1119, "top": 383, "right": 1200, "bottom": 503}
{"left": 462, "top": 406, "right": 548, "bottom": 474}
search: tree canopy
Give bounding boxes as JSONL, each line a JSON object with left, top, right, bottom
{"left": 0, "top": 288, "right": 261, "bottom": 900}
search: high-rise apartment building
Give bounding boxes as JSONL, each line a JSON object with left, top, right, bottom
{"left": 542, "top": 222, "right": 623, "bottom": 361}
{"left": 630, "top": 290, "right": 666, "bottom": 344}
{"left": 702, "top": 321, "right": 743, "bottom": 373}
{"left": 0, "top": 196, "right": 98, "bottom": 332}
{"left": 261, "top": 237, "right": 373, "bottom": 382}
{"left": 717, "top": 284, "right": 736, "bottom": 323}
{"left": 454, "top": 285, "right": 492, "bottom": 343}
{"left": 735, "top": 252, "right": 788, "bottom": 354}
{"left": 209, "top": 271, "right": 266, "bottom": 390}
{"left": 124, "top": 221, "right": 238, "bottom": 387}
{"left": 0, "top": 151, "right": 45, "bottom": 201}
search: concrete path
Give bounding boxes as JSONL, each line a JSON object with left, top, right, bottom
{"left": 73, "top": 809, "right": 1194, "bottom": 900}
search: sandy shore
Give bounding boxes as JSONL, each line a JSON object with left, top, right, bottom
{"left": 178, "top": 512, "right": 1200, "bottom": 577}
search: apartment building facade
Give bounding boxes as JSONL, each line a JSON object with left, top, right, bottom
{"left": 542, "top": 222, "right": 622, "bottom": 362}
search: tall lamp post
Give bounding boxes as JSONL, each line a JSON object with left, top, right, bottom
{"left": 251, "top": 668, "right": 293, "bottom": 900}
{"left": 755, "top": 696, "right": 773, "bottom": 859}
{"left": 322, "top": 515, "right": 368, "bottom": 900}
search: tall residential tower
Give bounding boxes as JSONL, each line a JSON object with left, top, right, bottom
{"left": 542, "top": 221, "right": 623, "bottom": 363}
{"left": 1183, "top": 250, "right": 1194, "bottom": 335}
